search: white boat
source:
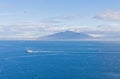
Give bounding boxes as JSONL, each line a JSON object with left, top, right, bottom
{"left": 26, "top": 50, "right": 33, "bottom": 53}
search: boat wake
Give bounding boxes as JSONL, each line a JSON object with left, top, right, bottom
{"left": 25, "top": 49, "right": 64, "bottom": 53}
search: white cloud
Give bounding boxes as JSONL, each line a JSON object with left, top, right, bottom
{"left": 0, "top": 23, "right": 42, "bottom": 39}
{"left": 0, "top": 22, "right": 120, "bottom": 40}
{"left": 95, "top": 10, "right": 120, "bottom": 21}
{"left": 0, "top": 23, "right": 69, "bottom": 39}
{"left": 87, "top": 34, "right": 103, "bottom": 37}
{"left": 97, "top": 24, "right": 120, "bottom": 32}
{"left": 40, "top": 15, "right": 79, "bottom": 24}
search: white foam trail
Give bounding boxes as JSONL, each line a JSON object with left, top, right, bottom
{"left": 33, "top": 50, "right": 53, "bottom": 53}
{"left": 27, "top": 50, "right": 64, "bottom": 53}
{"left": 4, "top": 50, "right": 66, "bottom": 61}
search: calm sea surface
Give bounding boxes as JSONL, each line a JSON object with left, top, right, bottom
{"left": 0, "top": 41, "right": 120, "bottom": 79}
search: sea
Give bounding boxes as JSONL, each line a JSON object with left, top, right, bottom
{"left": 0, "top": 41, "right": 120, "bottom": 79}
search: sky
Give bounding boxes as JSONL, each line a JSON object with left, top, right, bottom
{"left": 0, "top": 0, "right": 120, "bottom": 39}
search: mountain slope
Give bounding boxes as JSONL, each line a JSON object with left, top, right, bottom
{"left": 39, "top": 31, "right": 92, "bottom": 40}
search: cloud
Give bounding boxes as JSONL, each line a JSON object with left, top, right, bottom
{"left": 87, "top": 34, "right": 103, "bottom": 37}
{"left": 67, "top": 24, "right": 120, "bottom": 38}
{"left": 97, "top": 24, "right": 120, "bottom": 32}
{"left": 0, "top": 23, "right": 69, "bottom": 39}
{"left": 0, "top": 22, "right": 120, "bottom": 39}
{"left": 40, "top": 15, "right": 79, "bottom": 24}
{"left": 95, "top": 10, "right": 120, "bottom": 21}
{"left": 0, "top": 23, "right": 43, "bottom": 39}
{"left": 40, "top": 19, "right": 60, "bottom": 24}
{"left": 0, "top": 15, "right": 79, "bottom": 39}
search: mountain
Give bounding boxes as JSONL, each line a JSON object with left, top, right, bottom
{"left": 39, "top": 31, "right": 92, "bottom": 40}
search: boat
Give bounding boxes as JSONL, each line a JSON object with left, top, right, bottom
{"left": 26, "top": 50, "right": 33, "bottom": 53}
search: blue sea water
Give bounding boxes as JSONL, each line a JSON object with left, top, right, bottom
{"left": 0, "top": 41, "right": 120, "bottom": 79}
